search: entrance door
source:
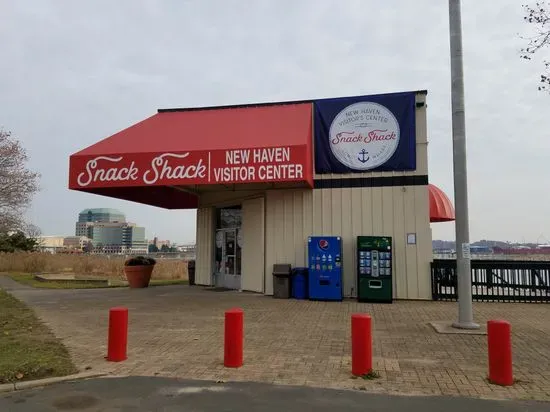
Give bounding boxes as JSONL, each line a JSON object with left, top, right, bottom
{"left": 215, "top": 228, "right": 242, "bottom": 290}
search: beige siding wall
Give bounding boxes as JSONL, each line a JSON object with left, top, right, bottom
{"left": 263, "top": 186, "right": 431, "bottom": 299}
{"left": 195, "top": 207, "right": 214, "bottom": 285}
{"left": 195, "top": 92, "right": 431, "bottom": 299}
{"left": 241, "top": 197, "right": 265, "bottom": 292}
{"left": 263, "top": 92, "right": 431, "bottom": 299}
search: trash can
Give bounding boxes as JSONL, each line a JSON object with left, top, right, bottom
{"left": 292, "top": 267, "right": 308, "bottom": 300}
{"left": 272, "top": 264, "right": 291, "bottom": 299}
{"left": 187, "top": 260, "right": 196, "bottom": 286}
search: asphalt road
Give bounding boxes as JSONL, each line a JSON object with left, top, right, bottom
{"left": 0, "top": 377, "right": 548, "bottom": 412}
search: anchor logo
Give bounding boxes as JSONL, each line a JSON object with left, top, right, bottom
{"left": 358, "top": 149, "right": 369, "bottom": 163}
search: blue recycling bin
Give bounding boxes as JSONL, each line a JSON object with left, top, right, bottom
{"left": 292, "top": 267, "right": 309, "bottom": 300}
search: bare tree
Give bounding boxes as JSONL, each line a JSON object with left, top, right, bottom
{"left": 520, "top": 2, "right": 550, "bottom": 91}
{"left": 24, "top": 223, "right": 42, "bottom": 244}
{"left": 0, "top": 130, "right": 40, "bottom": 232}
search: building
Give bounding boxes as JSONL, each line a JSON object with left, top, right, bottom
{"left": 149, "top": 237, "right": 171, "bottom": 250}
{"left": 75, "top": 208, "right": 126, "bottom": 237}
{"left": 74, "top": 208, "right": 147, "bottom": 254}
{"left": 63, "top": 236, "right": 91, "bottom": 250}
{"left": 68, "top": 90, "right": 455, "bottom": 300}
{"left": 90, "top": 222, "right": 147, "bottom": 254}
{"left": 37, "top": 235, "right": 65, "bottom": 253}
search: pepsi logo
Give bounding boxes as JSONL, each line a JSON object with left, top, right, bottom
{"left": 318, "top": 239, "right": 329, "bottom": 250}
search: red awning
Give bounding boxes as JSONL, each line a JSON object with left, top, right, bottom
{"left": 69, "top": 103, "right": 313, "bottom": 209}
{"left": 429, "top": 184, "right": 455, "bottom": 222}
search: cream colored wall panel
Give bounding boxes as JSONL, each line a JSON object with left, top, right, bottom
{"left": 341, "top": 188, "right": 355, "bottom": 297}
{"left": 241, "top": 197, "right": 265, "bottom": 293}
{"left": 361, "top": 187, "right": 373, "bottom": 234}
{"left": 381, "top": 187, "right": 395, "bottom": 295}
{"left": 392, "top": 186, "right": 408, "bottom": 299}
{"left": 312, "top": 190, "right": 323, "bottom": 236}
{"left": 331, "top": 188, "right": 342, "bottom": 236}
{"left": 264, "top": 193, "right": 277, "bottom": 296}
{"left": 403, "top": 188, "right": 419, "bottom": 299}
{"left": 414, "top": 185, "right": 432, "bottom": 300}
{"left": 196, "top": 207, "right": 213, "bottom": 286}
{"left": 264, "top": 189, "right": 313, "bottom": 295}
{"left": 382, "top": 187, "right": 394, "bottom": 235}
{"left": 371, "top": 187, "right": 383, "bottom": 235}
{"left": 263, "top": 185, "right": 431, "bottom": 300}
{"left": 292, "top": 192, "right": 305, "bottom": 264}
{"left": 321, "top": 189, "right": 332, "bottom": 234}
{"left": 415, "top": 102, "right": 428, "bottom": 175}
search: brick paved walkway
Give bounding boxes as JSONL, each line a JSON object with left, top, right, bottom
{"left": 1, "top": 276, "right": 549, "bottom": 401}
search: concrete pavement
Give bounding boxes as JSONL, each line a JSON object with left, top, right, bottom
{"left": 1, "top": 275, "right": 549, "bottom": 401}
{"left": 1, "top": 377, "right": 548, "bottom": 412}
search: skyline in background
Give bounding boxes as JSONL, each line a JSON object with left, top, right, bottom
{"left": 2, "top": 1, "right": 549, "bottom": 243}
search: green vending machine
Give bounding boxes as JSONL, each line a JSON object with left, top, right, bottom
{"left": 357, "top": 236, "right": 393, "bottom": 303}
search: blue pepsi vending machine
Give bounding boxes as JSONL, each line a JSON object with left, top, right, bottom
{"left": 307, "top": 236, "right": 343, "bottom": 301}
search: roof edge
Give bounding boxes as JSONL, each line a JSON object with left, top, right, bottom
{"left": 157, "top": 89, "right": 428, "bottom": 113}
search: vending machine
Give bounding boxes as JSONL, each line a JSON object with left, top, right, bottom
{"left": 357, "top": 236, "right": 393, "bottom": 303}
{"left": 307, "top": 236, "right": 343, "bottom": 301}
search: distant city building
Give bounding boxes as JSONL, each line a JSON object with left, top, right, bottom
{"left": 75, "top": 208, "right": 126, "bottom": 237}
{"left": 74, "top": 208, "right": 147, "bottom": 254}
{"left": 63, "top": 236, "right": 91, "bottom": 250}
{"left": 149, "top": 237, "right": 171, "bottom": 249}
{"left": 37, "top": 235, "right": 65, "bottom": 253}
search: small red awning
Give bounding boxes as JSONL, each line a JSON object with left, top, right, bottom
{"left": 429, "top": 184, "right": 455, "bottom": 222}
{"left": 69, "top": 103, "right": 313, "bottom": 209}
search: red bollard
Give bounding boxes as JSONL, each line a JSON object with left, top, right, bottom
{"left": 224, "top": 308, "right": 244, "bottom": 368}
{"left": 351, "top": 313, "right": 372, "bottom": 376}
{"left": 107, "top": 307, "right": 128, "bottom": 362}
{"left": 487, "top": 319, "right": 513, "bottom": 386}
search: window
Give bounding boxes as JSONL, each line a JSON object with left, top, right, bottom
{"left": 215, "top": 206, "right": 242, "bottom": 230}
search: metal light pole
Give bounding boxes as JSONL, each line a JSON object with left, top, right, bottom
{"left": 448, "top": 0, "right": 479, "bottom": 329}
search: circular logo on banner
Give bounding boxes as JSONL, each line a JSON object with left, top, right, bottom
{"left": 329, "top": 101, "right": 400, "bottom": 171}
{"left": 318, "top": 239, "right": 329, "bottom": 250}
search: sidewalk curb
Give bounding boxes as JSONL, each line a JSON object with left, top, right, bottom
{"left": 1, "top": 371, "right": 107, "bottom": 394}
{"left": 0, "top": 383, "right": 15, "bottom": 393}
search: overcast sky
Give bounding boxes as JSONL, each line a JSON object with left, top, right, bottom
{"left": 1, "top": 0, "right": 549, "bottom": 244}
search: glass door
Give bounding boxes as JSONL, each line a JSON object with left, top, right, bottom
{"left": 214, "top": 228, "right": 241, "bottom": 290}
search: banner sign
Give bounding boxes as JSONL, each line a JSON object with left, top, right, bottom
{"left": 313, "top": 92, "right": 416, "bottom": 174}
{"left": 69, "top": 146, "right": 311, "bottom": 189}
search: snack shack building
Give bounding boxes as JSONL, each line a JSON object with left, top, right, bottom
{"left": 68, "top": 90, "right": 455, "bottom": 300}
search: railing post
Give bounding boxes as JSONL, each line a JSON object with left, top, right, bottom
{"left": 487, "top": 269, "right": 493, "bottom": 289}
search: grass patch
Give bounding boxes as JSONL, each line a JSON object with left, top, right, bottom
{"left": 9, "top": 273, "right": 114, "bottom": 289}
{"left": 0, "top": 288, "right": 77, "bottom": 384}
{"left": 7, "top": 273, "right": 188, "bottom": 289}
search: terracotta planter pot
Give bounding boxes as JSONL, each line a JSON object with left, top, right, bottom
{"left": 124, "top": 265, "right": 155, "bottom": 288}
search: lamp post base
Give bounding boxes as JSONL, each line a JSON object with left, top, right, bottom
{"left": 452, "top": 321, "right": 480, "bottom": 330}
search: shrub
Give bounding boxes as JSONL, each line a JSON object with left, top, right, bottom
{"left": 124, "top": 256, "right": 156, "bottom": 266}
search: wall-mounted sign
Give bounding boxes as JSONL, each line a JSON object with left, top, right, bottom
{"left": 313, "top": 92, "right": 417, "bottom": 174}
{"left": 69, "top": 146, "right": 311, "bottom": 189}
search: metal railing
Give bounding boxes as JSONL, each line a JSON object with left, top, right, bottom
{"left": 431, "top": 259, "right": 550, "bottom": 303}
